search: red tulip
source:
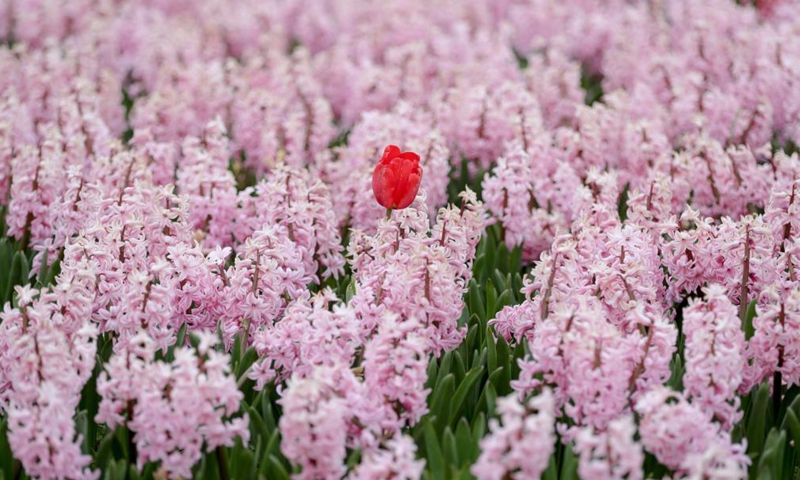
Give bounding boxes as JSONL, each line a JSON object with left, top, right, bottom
{"left": 372, "top": 145, "right": 423, "bottom": 211}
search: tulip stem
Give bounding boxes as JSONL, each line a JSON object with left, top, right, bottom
{"left": 386, "top": 208, "right": 393, "bottom": 220}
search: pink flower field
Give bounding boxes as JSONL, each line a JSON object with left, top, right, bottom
{"left": 1, "top": 0, "right": 800, "bottom": 478}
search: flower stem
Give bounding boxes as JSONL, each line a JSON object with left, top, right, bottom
{"left": 774, "top": 370, "right": 782, "bottom": 421}
{"left": 386, "top": 208, "right": 393, "bottom": 220}
{"left": 216, "top": 446, "right": 230, "bottom": 480}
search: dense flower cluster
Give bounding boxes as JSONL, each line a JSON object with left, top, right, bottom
{"left": 0, "top": 286, "right": 98, "bottom": 480}
{"left": 487, "top": 164, "right": 800, "bottom": 476}
{"left": 2, "top": 0, "right": 800, "bottom": 478}
{"left": 96, "top": 332, "right": 249, "bottom": 478}
{"left": 472, "top": 389, "right": 556, "bottom": 480}
{"left": 635, "top": 388, "right": 749, "bottom": 477}
{"left": 272, "top": 194, "right": 485, "bottom": 476}
{"left": 573, "top": 415, "right": 644, "bottom": 480}
{"left": 682, "top": 285, "right": 746, "bottom": 430}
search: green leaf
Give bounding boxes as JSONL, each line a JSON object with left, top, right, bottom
{"left": 471, "top": 412, "right": 486, "bottom": 444}
{"left": 75, "top": 410, "right": 89, "bottom": 455}
{"left": 474, "top": 347, "right": 488, "bottom": 374}
{"left": 618, "top": 183, "right": 630, "bottom": 221}
{"left": 165, "top": 322, "right": 188, "bottom": 363}
{"left": 345, "top": 277, "right": 356, "bottom": 303}
{"left": 113, "top": 426, "right": 129, "bottom": 461}
{"left": 44, "top": 258, "right": 61, "bottom": 285}
{"left": 110, "top": 459, "right": 129, "bottom": 480}
{"left": 456, "top": 467, "right": 475, "bottom": 480}
{"left": 202, "top": 449, "right": 222, "bottom": 480}
{"left": 455, "top": 418, "right": 474, "bottom": 466}
{"left": 36, "top": 249, "right": 49, "bottom": 285}
{"left": 468, "top": 281, "right": 486, "bottom": 322}
{"left": 442, "top": 427, "right": 459, "bottom": 467}
{"left": 424, "top": 420, "right": 445, "bottom": 480}
{"left": 431, "top": 374, "right": 455, "bottom": 431}
{"left": 496, "top": 245, "right": 509, "bottom": 275}
{"left": 17, "top": 252, "right": 29, "bottom": 288}
{"left": 484, "top": 383, "right": 497, "bottom": 419}
{"left": 542, "top": 454, "right": 558, "bottom": 480}
{"left": 261, "top": 393, "right": 278, "bottom": 433}
{"left": 485, "top": 280, "right": 497, "bottom": 319}
{"left": 494, "top": 290, "right": 512, "bottom": 317}
{"left": 496, "top": 335, "right": 511, "bottom": 395}
{"left": 492, "top": 270, "right": 508, "bottom": 293}
{"left": 249, "top": 407, "right": 270, "bottom": 444}
{"left": 230, "top": 443, "right": 256, "bottom": 479}
{"left": 453, "top": 351, "right": 467, "bottom": 384}
{"left": 511, "top": 342, "right": 525, "bottom": 380}
{"left": 668, "top": 354, "right": 684, "bottom": 391}
{"left": 0, "top": 206, "right": 6, "bottom": 237}
{"left": 235, "top": 346, "right": 258, "bottom": 380}
{"left": 756, "top": 429, "right": 786, "bottom": 480}
{"left": 232, "top": 334, "right": 243, "bottom": 368}
{"left": 779, "top": 385, "right": 800, "bottom": 427}
{"left": 78, "top": 363, "right": 101, "bottom": 451}
{"left": 483, "top": 238, "right": 497, "bottom": 283}
{"left": 346, "top": 448, "right": 362, "bottom": 469}
{"left": 43, "top": 257, "right": 61, "bottom": 287}
{"left": 486, "top": 367, "right": 504, "bottom": 390}
{"left": 747, "top": 382, "right": 771, "bottom": 460}
{"left": 448, "top": 366, "right": 485, "bottom": 426}
{"left": 94, "top": 430, "right": 116, "bottom": 470}
{"left": 0, "top": 240, "right": 12, "bottom": 304}
{"left": 465, "top": 325, "right": 478, "bottom": 361}
{"left": 140, "top": 463, "right": 156, "bottom": 480}
{"left": 128, "top": 463, "right": 143, "bottom": 480}
{"left": 783, "top": 410, "right": 800, "bottom": 460}
{"left": 103, "top": 459, "right": 121, "bottom": 480}
{"left": 486, "top": 334, "right": 497, "bottom": 375}
{"left": 560, "top": 444, "right": 579, "bottom": 480}
{"left": 426, "top": 356, "right": 439, "bottom": 390}
{"left": 5, "top": 251, "right": 28, "bottom": 302}
{"left": 473, "top": 254, "right": 486, "bottom": 285}
{"left": 103, "top": 461, "right": 114, "bottom": 480}
{"left": 509, "top": 247, "right": 522, "bottom": 274}
{"left": 435, "top": 353, "right": 453, "bottom": 390}
{"left": 0, "top": 418, "right": 14, "bottom": 480}
{"left": 743, "top": 299, "right": 757, "bottom": 341}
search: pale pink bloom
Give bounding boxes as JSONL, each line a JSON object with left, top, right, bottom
{"left": 229, "top": 48, "right": 336, "bottom": 173}
{"left": 472, "top": 389, "right": 556, "bottom": 480}
{"left": 682, "top": 285, "right": 746, "bottom": 429}
{"left": 573, "top": 415, "right": 644, "bottom": 480}
{"left": 279, "top": 364, "right": 371, "bottom": 480}
{"left": 346, "top": 436, "right": 425, "bottom": 480}
{"left": 363, "top": 315, "right": 430, "bottom": 430}
{"left": 635, "top": 387, "right": 749, "bottom": 475}
{"left": 0, "top": 286, "right": 99, "bottom": 480}
{"left": 175, "top": 117, "right": 239, "bottom": 249}
{"left": 744, "top": 285, "right": 800, "bottom": 392}
{"left": 96, "top": 332, "right": 249, "bottom": 479}
{"left": 249, "top": 289, "right": 360, "bottom": 385}
{"left": 234, "top": 165, "right": 346, "bottom": 281}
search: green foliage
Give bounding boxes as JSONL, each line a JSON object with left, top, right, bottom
{"left": 447, "top": 158, "right": 486, "bottom": 206}
{"left": 512, "top": 48, "right": 530, "bottom": 70}
{"left": 580, "top": 65, "right": 604, "bottom": 106}
{"left": 413, "top": 229, "right": 526, "bottom": 479}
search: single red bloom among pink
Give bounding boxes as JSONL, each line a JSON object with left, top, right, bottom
{"left": 372, "top": 145, "right": 422, "bottom": 210}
